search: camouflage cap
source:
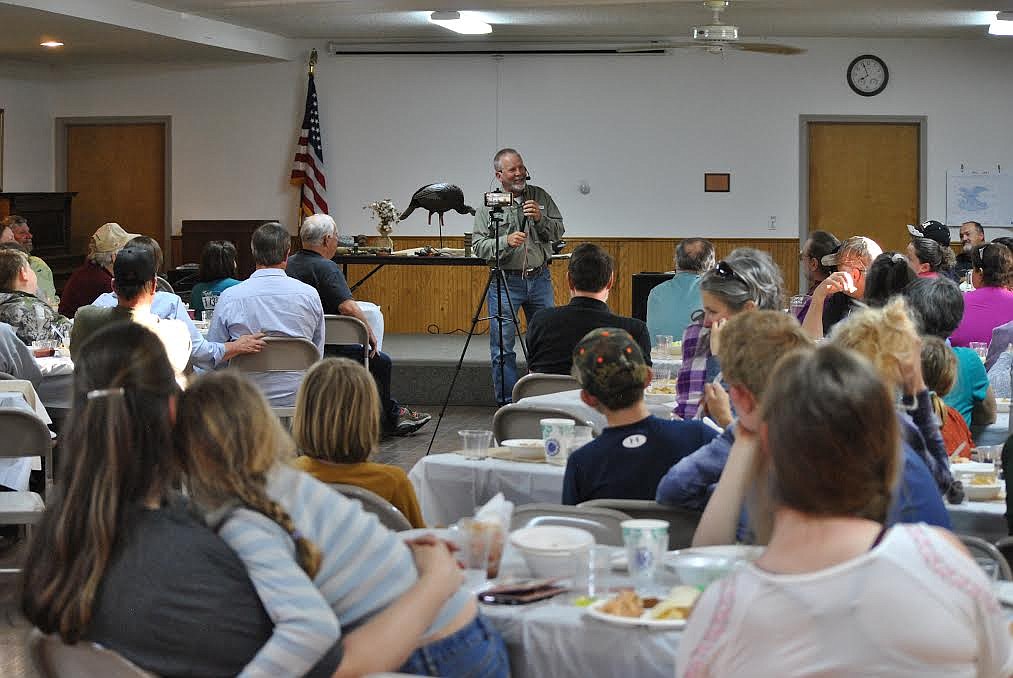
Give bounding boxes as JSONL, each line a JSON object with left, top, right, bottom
{"left": 571, "top": 327, "right": 650, "bottom": 400}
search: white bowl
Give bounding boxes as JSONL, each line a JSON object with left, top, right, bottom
{"left": 664, "top": 545, "right": 762, "bottom": 588}
{"left": 509, "top": 526, "right": 595, "bottom": 578}
{"left": 965, "top": 483, "right": 1003, "bottom": 501}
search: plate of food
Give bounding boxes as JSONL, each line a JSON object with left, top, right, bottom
{"left": 500, "top": 439, "right": 546, "bottom": 460}
{"left": 964, "top": 482, "right": 1003, "bottom": 502}
{"left": 584, "top": 587, "right": 699, "bottom": 629}
{"left": 997, "top": 398, "right": 1011, "bottom": 414}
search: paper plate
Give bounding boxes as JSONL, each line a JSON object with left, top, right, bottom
{"left": 585, "top": 599, "right": 688, "bottom": 630}
{"left": 997, "top": 398, "right": 1011, "bottom": 414}
{"left": 500, "top": 439, "right": 546, "bottom": 460}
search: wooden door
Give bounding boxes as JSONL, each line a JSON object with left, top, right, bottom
{"left": 808, "top": 122, "right": 920, "bottom": 255}
{"left": 66, "top": 123, "right": 166, "bottom": 261}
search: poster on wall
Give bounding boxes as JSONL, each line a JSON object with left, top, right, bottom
{"left": 946, "top": 170, "right": 1013, "bottom": 226}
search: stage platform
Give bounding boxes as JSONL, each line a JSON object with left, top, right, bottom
{"left": 383, "top": 333, "right": 528, "bottom": 406}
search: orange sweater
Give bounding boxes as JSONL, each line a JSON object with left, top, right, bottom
{"left": 291, "top": 456, "right": 426, "bottom": 528}
{"left": 941, "top": 405, "right": 974, "bottom": 459}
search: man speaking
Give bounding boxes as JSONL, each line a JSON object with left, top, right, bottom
{"left": 473, "top": 148, "right": 564, "bottom": 405}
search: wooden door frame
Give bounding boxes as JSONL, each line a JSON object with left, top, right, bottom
{"left": 54, "top": 116, "right": 173, "bottom": 266}
{"left": 797, "top": 114, "right": 927, "bottom": 293}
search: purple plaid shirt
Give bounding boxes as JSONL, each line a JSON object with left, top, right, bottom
{"left": 675, "top": 323, "right": 712, "bottom": 419}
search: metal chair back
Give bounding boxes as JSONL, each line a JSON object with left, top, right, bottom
{"left": 327, "top": 482, "right": 412, "bottom": 532}
{"left": 960, "top": 533, "right": 1012, "bottom": 581}
{"left": 28, "top": 629, "right": 155, "bottom": 678}
{"left": 511, "top": 502, "right": 632, "bottom": 546}
{"left": 230, "top": 336, "right": 320, "bottom": 372}
{"left": 492, "top": 404, "right": 587, "bottom": 444}
{"left": 511, "top": 373, "right": 581, "bottom": 402}
{"left": 323, "top": 314, "right": 370, "bottom": 366}
{"left": 579, "top": 499, "right": 701, "bottom": 550}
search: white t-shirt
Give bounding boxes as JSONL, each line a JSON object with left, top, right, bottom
{"left": 677, "top": 523, "right": 1013, "bottom": 678}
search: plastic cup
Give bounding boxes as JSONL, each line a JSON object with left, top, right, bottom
{"left": 656, "top": 335, "right": 673, "bottom": 355}
{"left": 574, "top": 544, "right": 615, "bottom": 598}
{"left": 541, "top": 418, "right": 575, "bottom": 465}
{"left": 789, "top": 295, "right": 806, "bottom": 318}
{"left": 652, "top": 365, "right": 672, "bottom": 389}
{"left": 459, "top": 429, "right": 493, "bottom": 459}
{"left": 452, "top": 518, "right": 495, "bottom": 590}
{"left": 621, "top": 519, "right": 669, "bottom": 591}
{"left": 570, "top": 425, "right": 594, "bottom": 452}
{"left": 970, "top": 342, "right": 988, "bottom": 362}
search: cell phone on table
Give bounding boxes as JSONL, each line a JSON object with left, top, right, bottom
{"left": 478, "top": 579, "right": 567, "bottom": 605}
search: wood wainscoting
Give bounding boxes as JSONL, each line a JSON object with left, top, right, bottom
{"left": 171, "top": 235, "right": 800, "bottom": 334}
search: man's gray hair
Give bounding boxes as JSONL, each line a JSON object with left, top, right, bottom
{"left": 493, "top": 148, "right": 521, "bottom": 171}
{"left": 675, "top": 238, "right": 715, "bottom": 273}
{"left": 251, "top": 222, "right": 291, "bottom": 266}
{"left": 300, "top": 214, "right": 337, "bottom": 246}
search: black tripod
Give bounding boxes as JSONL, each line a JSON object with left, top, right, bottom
{"left": 426, "top": 206, "right": 526, "bottom": 454}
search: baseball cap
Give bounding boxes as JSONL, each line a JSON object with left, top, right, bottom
{"left": 571, "top": 328, "right": 650, "bottom": 399}
{"left": 906, "top": 220, "right": 951, "bottom": 247}
{"left": 91, "top": 222, "right": 140, "bottom": 254}
{"left": 113, "top": 246, "right": 156, "bottom": 286}
{"left": 820, "top": 236, "right": 883, "bottom": 267}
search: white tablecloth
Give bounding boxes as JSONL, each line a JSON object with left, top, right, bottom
{"left": 36, "top": 355, "right": 74, "bottom": 414}
{"left": 974, "top": 412, "right": 1010, "bottom": 447}
{"left": 514, "top": 389, "right": 677, "bottom": 434}
{"left": 408, "top": 453, "right": 565, "bottom": 526}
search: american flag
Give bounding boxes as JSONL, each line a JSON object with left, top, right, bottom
{"left": 290, "top": 72, "right": 329, "bottom": 216}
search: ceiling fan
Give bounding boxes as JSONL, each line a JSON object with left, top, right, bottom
{"left": 620, "top": 0, "right": 805, "bottom": 56}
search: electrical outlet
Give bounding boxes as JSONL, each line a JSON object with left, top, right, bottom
{"left": 768, "top": 216, "right": 777, "bottom": 230}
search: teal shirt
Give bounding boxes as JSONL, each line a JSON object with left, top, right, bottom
{"left": 189, "top": 277, "right": 240, "bottom": 317}
{"left": 943, "top": 346, "right": 990, "bottom": 427}
{"left": 646, "top": 271, "right": 703, "bottom": 344}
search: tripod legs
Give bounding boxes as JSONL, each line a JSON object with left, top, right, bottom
{"left": 425, "top": 267, "right": 526, "bottom": 455}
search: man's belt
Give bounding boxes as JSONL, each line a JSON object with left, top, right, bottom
{"left": 502, "top": 263, "right": 548, "bottom": 279}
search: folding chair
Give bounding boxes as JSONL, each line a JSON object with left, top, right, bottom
{"left": 579, "top": 498, "right": 701, "bottom": 549}
{"left": 230, "top": 337, "right": 320, "bottom": 420}
{"left": 28, "top": 628, "right": 155, "bottom": 678}
{"left": 492, "top": 404, "right": 589, "bottom": 444}
{"left": 511, "top": 502, "right": 633, "bottom": 546}
{"left": 0, "top": 408, "right": 51, "bottom": 575}
{"left": 511, "top": 373, "right": 581, "bottom": 402}
{"left": 327, "top": 483, "right": 411, "bottom": 532}
{"left": 323, "top": 314, "right": 370, "bottom": 367}
{"left": 959, "top": 533, "right": 1012, "bottom": 581}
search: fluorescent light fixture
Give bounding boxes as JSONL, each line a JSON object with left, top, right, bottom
{"left": 429, "top": 10, "right": 492, "bottom": 35}
{"left": 989, "top": 11, "right": 1013, "bottom": 35}
{"left": 40, "top": 40, "right": 64, "bottom": 48}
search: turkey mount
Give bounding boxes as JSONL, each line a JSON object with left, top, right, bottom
{"left": 399, "top": 183, "right": 476, "bottom": 248}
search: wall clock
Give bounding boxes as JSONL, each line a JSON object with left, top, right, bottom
{"left": 847, "top": 55, "right": 889, "bottom": 97}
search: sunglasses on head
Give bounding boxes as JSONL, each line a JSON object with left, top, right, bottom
{"left": 715, "top": 260, "right": 748, "bottom": 286}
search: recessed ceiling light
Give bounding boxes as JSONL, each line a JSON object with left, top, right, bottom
{"left": 429, "top": 10, "right": 492, "bottom": 35}
{"left": 989, "top": 11, "right": 1013, "bottom": 36}
{"left": 40, "top": 41, "right": 64, "bottom": 48}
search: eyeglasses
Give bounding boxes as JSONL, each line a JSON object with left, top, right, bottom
{"left": 838, "top": 261, "right": 867, "bottom": 275}
{"left": 715, "top": 260, "right": 748, "bottom": 286}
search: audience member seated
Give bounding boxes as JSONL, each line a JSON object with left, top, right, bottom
{"left": 988, "top": 345, "right": 1012, "bottom": 399}
{"left": 286, "top": 214, "right": 429, "bottom": 434}
{"left": 59, "top": 222, "right": 138, "bottom": 318}
{"left": 174, "top": 370, "right": 509, "bottom": 678}
{"left": 291, "top": 358, "right": 426, "bottom": 527}
{"left": 646, "top": 237, "right": 714, "bottom": 340}
{"left": 676, "top": 344, "right": 1012, "bottom": 678}
{"left": 988, "top": 319, "right": 1013, "bottom": 369}
{"left": 189, "top": 239, "right": 241, "bottom": 319}
{"left": 93, "top": 236, "right": 263, "bottom": 371}
{"left": 20, "top": 323, "right": 281, "bottom": 676}
{"left": 921, "top": 336, "right": 974, "bottom": 459}
{"left": 528, "top": 243, "right": 651, "bottom": 374}
{"left": 907, "top": 235, "right": 955, "bottom": 279}
{"left": 905, "top": 277, "right": 997, "bottom": 429}
{"left": 71, "top": 247, "right": 191, "bottom": 377}
{"left": 562, "top": 328, "right": 716, "bottom": 505}
{"left": 0, "top": 322, "right": 41, "bottom": 385}
{"left": 802, "top": 235, "right": 883, "bottom": 339}
{"left": 951, "top": 243, "right": 1013, "bottom": 347}
{"left": 0, "top": 248, "right": 71, "bottom": 345}
{"left": 864, "top": 251, "right": 916, "bottom": 307}
{"left": 208, "top": 221, "right": 323, "bottom": 407}
{"left": 0, "top": 224, "right": 14, "bottom": 243}
{"left": 830, "top": 298, "right": 954, "bottom": 499}
{"left": 2, "top": 215, "right": 58, "bottom": 307}
{"left": 795, "top": 230, "right": 840, "bottom": 322}
{"left": 657, "top": 311, "right": 811, "bottom": 514}
{"left": 955, "top": 220, "right": 985, "bottom": 280}
{"left": 674, "top": 248, "right": 783, "bottom": 419}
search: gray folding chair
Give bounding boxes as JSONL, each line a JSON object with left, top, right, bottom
{"left": 579, "top": 499, "right": 702, "bottom": 550}
{"left": 959, "top": 534, "right": 1012, "bottom": 581}
{"left": 28, "top": 629, "right": 155, "bottom": 678}
{"left": 511, "top": 502, "right": 633, "bottom": 546}
{"left": 327, "top": 483, "right": 412, "bottom": 532}
{"left": 492, "top": 404, "right": 588, "bottom": 443}
{"left": 511, "top": 373, "right": 581, "bottom": 402}
{"left": 230, "top": 337, "right": 320, "bottom": 420}
{"left": 323, "top": 314, "right": 370, "bottom": 366}
{"left": 0, "top": 408, "right": 51, "bottom": 575}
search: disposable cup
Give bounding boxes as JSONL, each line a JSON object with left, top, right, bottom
{"left": 541, "top": 418, "right": 575, "bottom": 465}
{"left": 621, "top": 519, "right": 669, "bottom": 591}
{"left": 452, "top": 518, "right": 496, "bottom": 590}
{"left": 459, "top": 429, "right": 493, "bottom": 459}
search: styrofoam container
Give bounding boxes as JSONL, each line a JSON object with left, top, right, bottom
{"left": 509, "top": 525, "right": 595, "bottom": 578}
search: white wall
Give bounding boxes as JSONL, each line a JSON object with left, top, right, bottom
{"left": 0, "top": 74, "right": 54, "bottom": 192}
{"left": 17, "top": 37, "right": 1013, "bottom": 238}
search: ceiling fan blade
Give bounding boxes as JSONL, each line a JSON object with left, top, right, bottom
{"left": 617, "top": 42, "right": 698, "bottom": 53}
{"left": 732, "top": 42, "right": 807, "bottom": 55}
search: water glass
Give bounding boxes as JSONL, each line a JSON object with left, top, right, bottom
{"left": 789, "top": 295, "right": 807, "bottom": 319}
{"left": 652, "top": 364, "right": 672, "bottom": 389}
{"left": 451, "top": 518, "right": 494, "bottom": 591}
{"left": 541, "top": 418, "right": 575, "bottom": 465}
{"left": 656, "top": 335, "right": 674, "bottom": 356}
{"left": 573, "top": 544, "right": 614, "bottom": 598}
{"left": 621, "top": 519, "right": 669, "bottom": 591}
{"left": 970, "top": 342, "right": 989, "bottom": 363}
{"left": 459, "top": 429, "right": 493, "bottom": 459}
{"left": 570, "top": 425, "right": 594, "bottom": 452}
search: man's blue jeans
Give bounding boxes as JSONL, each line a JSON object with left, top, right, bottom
{"left": 487, "top": 267, "right": 554, "bottom": 404}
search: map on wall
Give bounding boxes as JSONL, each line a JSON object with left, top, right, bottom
{"left": 946, "top": 171, "right": 1013, "bottom": 226}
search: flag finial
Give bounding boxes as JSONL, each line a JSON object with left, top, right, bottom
{"left": 308, "top": 49, "right": 318, "bottom": 76}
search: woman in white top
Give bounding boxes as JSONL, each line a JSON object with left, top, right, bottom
{"left": 677, "top": 344, "right": 1013, "bottom": 678}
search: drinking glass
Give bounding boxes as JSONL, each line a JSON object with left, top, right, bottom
{"left": 459, "top": 429, "right": 493, "bottom": 459}
{"left": 621, "top": 519, "right": 669, "bottom": 592}
{"left": 789, "top": 295, "right": 806, "bottom": 319}
{"left": 570, "top": 425, "right": 594, "bottom": 452}
{"left": 656, "top": 335, "right": 674, "bottom": 356}
{"left": 451, "top": 518, "right": 494, "bottom": 591}
{"left": 970, "top": 342, "right": 989, "bottom": 363}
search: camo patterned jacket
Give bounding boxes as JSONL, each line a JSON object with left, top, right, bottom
{"left": 0, "top": 291, "right": 72, "bottom": 345}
